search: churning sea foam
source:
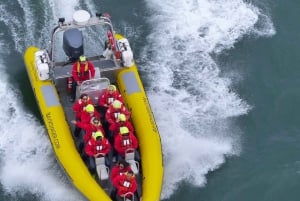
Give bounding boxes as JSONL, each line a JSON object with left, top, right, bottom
{"left": 0, "top": 0, "right": 87, "bottom": 200}
{"left": 142, "top": 0, "right": 275, "bottom": 198}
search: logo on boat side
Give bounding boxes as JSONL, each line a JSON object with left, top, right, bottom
{"left": 46, "top": 112, "right": 60, "bottom": 149}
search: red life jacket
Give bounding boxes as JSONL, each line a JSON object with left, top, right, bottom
{"left": 121, "top": 136, "right": 132, "bottom": 148}
{"left": 77, "top": 62, "right": 89, "bottom": 77}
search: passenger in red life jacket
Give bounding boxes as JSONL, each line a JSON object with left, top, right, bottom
{"left": 105, "top": 100, "right": 130, "bottom": 126}
{"left": 112, "top": 170, "right": 139, "bottom": 201}
{"left": 81, "top": 104, "right": 101, "bottom": 124}
{"left": 72, "top": 93, "right": 94, "bottom": 137}
{"left": 97, "top": 85, "right": 123, "bottom": 126}
{"left": 108, "top": 113, "right": 134, "bottom": 146}
{"left": 99, "top": 84, "right": 124, "bottom": 111}
{"left": 71, "top": 117, "right": 105, "bottom": 143}
{"left": 110, "top": 160, "right": 132, "bottom": 200}
{"left": 110, "top": 160, "right": 132, "bottom": 180}
{"left": 85, "top": 131, "right": 111, "bottom": 173}
{"left": 70, "top": 55, "right": 95, "bottom": 102}
{"left": 109, "top": 113, "right": 134, "bottom": 134}
{"left": 114, "top": 126, "right": 140, "bottom": 162}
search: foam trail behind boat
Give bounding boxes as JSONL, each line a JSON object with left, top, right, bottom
{"left": 0, "top": 0, "right": 87, "bottom": 200}
{"left": 142, "top": 0, "right": 275, "bottom": 199}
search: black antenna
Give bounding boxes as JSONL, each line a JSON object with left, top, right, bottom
{"left": 58, "top": 18, "right": 65, "bottom": 24}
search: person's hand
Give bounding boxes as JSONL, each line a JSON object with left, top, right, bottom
{"left": 95, "top": 153, "right": 104, "bottom": 158}
{"left": 71, "top": 120, "right": 76, "bottom": 124}
{"left": 77, "top": 81, "right": 81, "bottom": 85}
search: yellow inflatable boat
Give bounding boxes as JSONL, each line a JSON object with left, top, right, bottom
{"left": 23, "top": 10, "right": 163, "bottom": 201}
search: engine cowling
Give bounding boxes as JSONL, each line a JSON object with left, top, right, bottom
{"left": 63, "top": 28, "right": 84, "bottom": 61}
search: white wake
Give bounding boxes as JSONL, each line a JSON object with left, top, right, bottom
{"left": 142, "top": 0, "right": 275, "bottom": 199}
{"left": 0, "top": 0, "right": 87, "bottom": 200}
{"left": 0, "top": 0, "right": 276, "bottom": 200}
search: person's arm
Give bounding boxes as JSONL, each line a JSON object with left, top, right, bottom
{"left": 105, "top": 109, "right": 114, "bottom": 124}
{"left": 116, "top": 92, "right": 124, "bottom": 103}
{"left": 75, "top": 121, "right": 91, "bottom": 130}
{"left": 112, "top": 175, "right": 121, "bottom": 188}
{"left": 126, "top": 122, "right": 134, "bottom": 133}
{"left": 83, "top": 131, "right": 92, "bottom": 143}
{"left": 80, "top": 112, "right": 90, "bottom": 124}
{"left": 110, "top": 166, "right": 118, "bottom": 180}
{"left": 88, "top": 61, "right": 95, "bottom": 78}
{"left": 122, "top": 107, "right": 131, "bottom": 120}
{"left": 71, "top": 63, "right": 79, "bottom": 82}
{"left": 72, "top": 101, "right": 80, "bottom": 112}
{"left": 103, "top": 138, "right": 111, "bottom": 155}
{"left": 70, "top": 120, "right": 89, "bottom": 130}
{"left": 131, "top": 134, "right": 139, "bottom": 149}
{"left": 129, "top": 179, "right": 138, "bottom": 194}
{"left": 109, "top": 122, "right": 118, "bottom": 132}
{"left": 85, "top": 140, "right": 94, "bottom": 157}
{"left": 99, "top": 93, "right": 109, "bottom": 107}
{"left": 94, "top": 110, "right": 101, "bottom": 120}
{"left": 114, "top": 136, "right": 124, "bottom": 155}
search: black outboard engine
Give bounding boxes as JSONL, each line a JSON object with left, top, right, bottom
{"left": 63, "top": 28, "right": 83, "bottom": 61}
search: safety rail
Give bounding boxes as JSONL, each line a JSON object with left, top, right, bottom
{"left": 76, "top": 77, "right": 110, "bottom": 104}
{"left": 121, "top": 192, "right": 135, "bottom": 201}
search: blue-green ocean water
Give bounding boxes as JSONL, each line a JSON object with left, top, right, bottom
{"left": 0, "top": 0, "right": 299, "bottom": 201}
